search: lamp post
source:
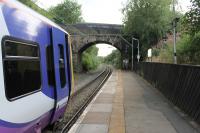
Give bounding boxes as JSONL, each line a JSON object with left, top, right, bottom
{"left": 131, "top": 39, "right": 134, "bottom": 70}
{"left": 132, "top": 37, "right": 140, "bottom": 70}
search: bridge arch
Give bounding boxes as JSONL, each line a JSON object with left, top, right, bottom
{"left": 76, "top": 41, "right": 122, "bottom": 72}
{"left": 70, "top": 34, "right": 130, "bottom": 72}
{"left": 78, "top": 41, "right": 122, "bottom": 54}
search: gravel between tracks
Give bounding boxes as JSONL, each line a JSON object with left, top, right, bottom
{"left": 73, "top": 66, "right": 106, "bottom": 93}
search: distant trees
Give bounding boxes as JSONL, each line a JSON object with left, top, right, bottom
{"left": 81, "top": 46, "right": 100, "bottom": 71}
{"left": 104, "top": 50, "right": 121, "bottom": 69}
{"left": 49, "top": 0, "right": 83, "bottom": 24}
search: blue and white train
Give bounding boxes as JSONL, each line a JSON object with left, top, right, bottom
{"left": 0, "top": 0, "right": 73, "bottom": 132}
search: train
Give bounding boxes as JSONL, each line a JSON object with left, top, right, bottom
{"left": 0, "top": 0, "right": 73, "bottom": 132}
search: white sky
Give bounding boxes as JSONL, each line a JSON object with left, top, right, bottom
{"left": 36, "top": 0, "right": 191, "bottom": 24}
{"left": 35, "top": 0, "right": 126, "bottom": 24}
{"left": 36, "top": 0, "right": 191, "bottom": 56}
{"left": 96, "top": 44, "right": 117, "bottom": 57}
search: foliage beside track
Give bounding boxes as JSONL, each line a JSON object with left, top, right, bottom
{"left": 81, "top": 46, "right": 100, "bottom": 71}
{"left": 152, "top": 33, "right": 200, "bottom": 65}
{"left": 103, "top": 50, "right": 122, "bottom": 69}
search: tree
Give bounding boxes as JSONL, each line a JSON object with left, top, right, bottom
{"left": 104, "top": 50, "right": 121, "bottom": 68}
{"left": 174, "top": 0, "right": 200, "bottom": 65}
{"left": 122, "top": 0, "right": 173, "bottom": 59}
{"left": 183, "top": 0, "right": 200, "bottom": 34}
{"left": 49, "top": 0, "right": 83, "bottom": 24}
{"left": 81, "top": 46, "right": 99, "bottom": 71}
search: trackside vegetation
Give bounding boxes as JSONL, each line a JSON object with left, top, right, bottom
{"left": 81, "top": 46, "right": 100, "bottom": 71}
{"left": 103, "top": 50, "right": 122, "bottom": 69}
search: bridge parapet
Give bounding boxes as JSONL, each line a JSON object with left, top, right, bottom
{"left": 66, "top": 23, "right": 122, "bottom": 35}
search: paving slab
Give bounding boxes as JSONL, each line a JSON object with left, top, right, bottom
{"left": 75, "top": 124, "right": 108, "bottom": 133}
{"left": 81, "top": 112, "right": 110, "bottom": 124}
{"left": 94, "top": 95, "right": 113, "bottom": 104}
{"left": 89, "top": 104, "right": 112, "bottom": 113}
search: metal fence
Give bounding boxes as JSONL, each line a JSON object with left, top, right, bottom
{"left": 135, "top": 62, "right": 200, "bottom": 123}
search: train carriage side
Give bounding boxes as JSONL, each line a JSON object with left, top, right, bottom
{"left": 0, "top": 0, "right": 72, "bottom": 132}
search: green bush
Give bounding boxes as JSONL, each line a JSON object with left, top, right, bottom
{"left": 155, "top": 32, "right": 200, "bottom": 65}
{"left": 158, "top": 44, "right": 173, "bottom": 63}
{"left": 152, "top": 48, "right": 160, "bottom": 57}
{"left": 177, "top": 32, "right": 200, "bottom": 64}
{"left": 81, "top": 46, "right": 99, "bottom": 71}
{"left": 104, "top": 50, "right": 121, "bottom": 69}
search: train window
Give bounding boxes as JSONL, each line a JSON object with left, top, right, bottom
{"left": 5, "top": 40, "right": 39, "bottom": 57}
{"left": 59, "top": 44, "right": 66, "bottom": 88}
{"left": 46, "top": 45, "right": 55, "bottom": 86}
{"left": 3, "top": 38, "right": 41, "bottom": 100}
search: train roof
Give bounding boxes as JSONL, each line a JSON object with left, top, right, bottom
{"left": 1, "top": 0, "right": 69, "bottom": 35}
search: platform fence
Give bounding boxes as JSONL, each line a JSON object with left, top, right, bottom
{"left": 135, "top": 62, "right": 200, "bottom": 124}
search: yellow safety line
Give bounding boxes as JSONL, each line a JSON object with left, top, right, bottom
{"left": 109, "top": 70, "right": 125, "bottom": 133}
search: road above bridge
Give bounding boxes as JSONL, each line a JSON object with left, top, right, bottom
{"left": 69, "top": 70, "right": 198, "bottom": 133}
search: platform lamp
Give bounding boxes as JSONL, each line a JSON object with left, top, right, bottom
{"left": 132, "top": 37, "right": 140, "bottom": 70}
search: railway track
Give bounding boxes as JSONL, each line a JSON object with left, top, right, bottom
{"left": 51, "top": 67, "right": 112, "bottom": 133}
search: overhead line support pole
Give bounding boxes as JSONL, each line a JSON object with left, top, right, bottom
{"left": 173, "top": 0, "right": 177, "bottom": 64}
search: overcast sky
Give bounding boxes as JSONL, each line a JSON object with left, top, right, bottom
{"left": 36, "top": 0, "right": 191, "bottom": 24}
{"left": 36, "top": 0, "right": 192, "bottom": 56}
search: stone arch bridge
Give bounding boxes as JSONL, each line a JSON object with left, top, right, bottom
{"left": 63, "top": 23, "right": 132, "bottom": 72}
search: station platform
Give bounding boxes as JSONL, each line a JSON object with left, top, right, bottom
{"left": 69, "top": 71, "right": 198, "bottom": 133}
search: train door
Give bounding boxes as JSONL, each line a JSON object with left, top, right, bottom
{"left": 65, "top": 35, "right": 72, "bottom": 95}
{"left": 50, "top": 27, "right": 70, "bottom": 123}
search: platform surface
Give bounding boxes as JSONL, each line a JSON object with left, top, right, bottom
{"left": 69, "top": 71, "right": 198, "bottom": 133}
